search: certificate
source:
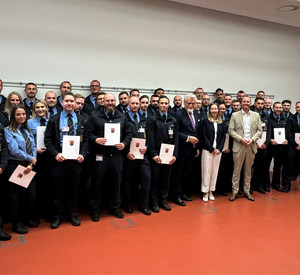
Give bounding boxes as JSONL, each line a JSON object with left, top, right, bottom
{"left": 295, "top": 133, "right": 300, "bottom": 145}
{"left": 257, "top": 132, "right": 266, "bottom": 147}
{"left": 62, "top": 135, "right": 80, "bottom": 159}
{"left": 104, "top": 123, "right": 120, "bottom": 146}
{"left": 274, "top": 128, "right": 285, "bottom": 144}
{"left": 129, "top": 138, "right": 146, "bottom": 160}
{"left": 222, "top": 133, "right": 229, "bottom": 152}
{"left": 9, "top": 165, "right": 36, "bottom": 188}
{"left": 36, "top": 126, "right": 46, "bottom": 149}
{"left": 159, "top": 143, "right": 175, "bottom": 165}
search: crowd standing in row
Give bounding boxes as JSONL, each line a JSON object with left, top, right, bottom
{"left": 0, "top": 79, "right": 299, "bottom": 241}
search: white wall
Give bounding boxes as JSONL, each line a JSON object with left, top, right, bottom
{"left": 0, "top": 0, "right": 299, "bottom": 106}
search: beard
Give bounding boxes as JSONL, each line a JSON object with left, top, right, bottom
{"left": 104, "top": 104, "right": 116, "bottom": 114}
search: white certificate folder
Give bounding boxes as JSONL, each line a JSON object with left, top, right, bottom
{"left": 129, "top": 138, "right": 146, "bottom": 160}
{"left": 274, "top": 128, "right": 285, "bottom": 144}
{"left": 159, "top": 143, "right": 175, "bottom": 165}
{"left": 104, "top": 123, "right": 120, "bottom": 146}
{"left": 36, "top": 126, "right": 46, "bottom": 149}
{"left": 62, "top": 135, "right": 80, "bottom": 159}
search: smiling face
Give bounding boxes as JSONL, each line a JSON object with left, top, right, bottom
{"left": 273, "top": 103, "right": 282, "bottom": 116}
{"left": 90, "top": 80, "right": 101, "bottom": 96}
{"left": 129, "top": 96, "right": 140, "bottom": 114}
{"left": 62, "top": 95, "right": 75, "bottom": 113}
{"left": 34, "top": 102, "right": 47, "bottom": 118}
{"left": 158, "top": 97, "right": 169, "bottom": 114}
{"left": 119, "top": 94, "right": 129, "bottom": 107}
{"left": 45, "top": 91, "right": 57, "bottom": 108}
{"left": 104, "top": 93, "right": 116, "bottom": 114}
{"left": 15, "top": 108, "right": 27, "bottom": 125}
{"left": 254, "top": 99, "right": 264, "bottom": 112}
{"left": 25, "top": 84, "right": 37, "bottom": 99}
{"left": 184, "top": 97, "right": 196, "bottom": 113}
{"left": 241, "top": 97, "right": 251, "bottom": 112}
{"left": 209, "top": 104, "right": 219, "bottom": 119}
{"left": 10, "top": 94, "right": 21, "bottom": 108}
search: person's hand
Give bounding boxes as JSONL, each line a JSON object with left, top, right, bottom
{"left": 270, "top": 139, "right": 278, "bottom": 145}
{"left": 127, "top": 152, "right": 135, "bottom": 160}
{"left": 37, "top": 148, "right": 46, "bottom": 154}
{"left": 139, "top": 147, "right": 147, "bottom": 154}
{"left": 188, "top": 136, "right": 199, "bottom": 145}
{"left": 260, "top": 144, "right": 267, "bottom": 150}
{"left": 169, "top": 156, "right": 176, "bottom": 165}
{"left": 195, "top": 149, "right": 200, "bottom": 158}
{"left": 76, "top": 155, "right": 84, "bottom": 163}
{"left": 95, "top": 138, "right": 107, "bottom": 145}
{"left": 282, "top": 140, "right": 288, "bottom": 145}
{"left": 24, "top": 165, "right": 32, "bottom": 175}
{"left": 153, "top": 156, "right": 161, "bottom": 164}
{"left": 223, "top": 149, "right": 230, "bottom": 154}
{"left": 115, "top": 143, "right": 125, "bottom": 150}
{"left": 55, "top": 153, "right": 65, "bottom": 162}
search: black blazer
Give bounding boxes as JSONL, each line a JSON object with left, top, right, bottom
{"left": 44, "top": 112, "right": 89, "bottom": 159}
{"left": 0, "top": 124, "right": 8, "bottom": 171}
{"left": 286, "top": 113, "right": 300, "bottom": 148}
{"left": 0, "top": 95, "right": 7, "bottom": 112}
{"left": 201, "top": 118, "right": 226, "bottom": 153}
{"left": 83, "top": 95, "right": 97, "bottom": 116}
{"left": 175, "top": 109, "right": 201, "bottom": 156}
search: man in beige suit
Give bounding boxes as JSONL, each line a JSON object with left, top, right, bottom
{"left": 228, "top": 96, "right": 262, "bottom": 201}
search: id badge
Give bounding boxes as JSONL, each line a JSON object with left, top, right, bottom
{"left": 138, "top": 127, "right": 145, "bottom": 133}
{"left": 169, "top": 129, "right": 174, "bottom": 139}
{"left": 61, "top": 126, "right": 69, "bottom": 136}
{"left": 96, "top": 154, "right": 103, "bottom": 161}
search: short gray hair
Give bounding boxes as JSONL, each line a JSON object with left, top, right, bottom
{"left": 184, "top": 93, "right": 196, "bottom": 102}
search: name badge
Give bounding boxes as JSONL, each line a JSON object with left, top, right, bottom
{"left": 62, "top": 126, "right": 69, "bottom": 132}
{"left": 262, "top": 123, "right": 266, "bottom": 127}
{"left": 138, "top": 127, "right": 145, "bottom": 133}
{"left": 96, "top": 154, "right": 103, "bottom": 161}
{"left": 168, "top": 129, "right": 174, "bottom": 135}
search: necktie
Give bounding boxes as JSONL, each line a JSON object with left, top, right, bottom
{"left": 142, "top": 112, "right": 146, "bottom": 117}
{"left": 29, "top": 101, "right": 33, "bottom": 112}
{"left": 67, "top": 113, "right": 74, "bottom": 135}
{"left": 123, "top": 107, "right": 128, "bottom": 114}
{"left": 133, "top": 114, "right": 139, "bottom": 130}
{"left": 204, "top": 108, "right": 208, "bottom": 115}
{"left": 20, "top": 126, "right": 33, "bottom": 156}
{"left": 189, "top": 112, "right": 195, "bottom": 130}
{"left": 162, "top": 114, "right": 166, "bottom": 124}
{"left": 49, "top": 108, "right": 54, "bottom": 115}
{"left": 40, "top": 118, "right": 46, "bottom": 126}
{"left": 225, "top": 110, "right": 228, "bottom": 116}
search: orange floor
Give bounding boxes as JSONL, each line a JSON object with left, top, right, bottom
{"left": 1, "top": 181, "right": 300, "bottom": 275}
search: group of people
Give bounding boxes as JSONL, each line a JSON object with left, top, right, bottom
{"left": 0, "top": 79, "right": 299, "bottom": 242}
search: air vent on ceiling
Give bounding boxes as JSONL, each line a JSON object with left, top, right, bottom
{"left": 278, "top": 4, "right": 299, "bottom": 12}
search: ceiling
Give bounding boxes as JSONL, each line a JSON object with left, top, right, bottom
{"left": 168, "top": 0, "right": 300, "bottom": 28}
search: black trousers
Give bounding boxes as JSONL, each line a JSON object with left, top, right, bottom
{"left": 288, "top": 147, "right": 300, "bottom": 180}
{"left": 150, "top": 161, "right": 172, "bottom": 204}
{"left": 170, "top": 153, "right": 195, "bottom": 199}
{"left": 269, "top": 145, "right": 290, "bottom": 188}
{"left": 90, "top": 154, "right": 123, "bottom": 213}
{"left": 6, "top": 160, "right": 36, "bottom": 224}
{"left": 251, "top": 148, "right": 270, "bottom": 190}
{"left": 50, "top": 159, "right": 82, "bottom": 219}
{"left": 123, "top": 156, "right": 151, "bottom": 209}
{"left": 216, "top": 151, "right": 233, "bottom": 193}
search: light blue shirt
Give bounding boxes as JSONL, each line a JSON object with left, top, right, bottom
{"left": 159, "top": 111, "right": 168, "bottom": 118}
{"left": 139, "top": 109, "right": 148, "bottom": 118}
{"left": 90, "top": 95, "right": 96, "bottom": 107}
{"left": 24, "top": 98, "right": 36, "bottom": 108}
{"left": 59, "top": 110, "right": 78, "bottom": 144}
{"left": 128, "top": 111, "right": 140, "bottom": 123}
{"left": 28, "top": 116, "right": 49, "bottom": 137}
{"left": 5, "top": 126, "right": 37, "bottom": 161}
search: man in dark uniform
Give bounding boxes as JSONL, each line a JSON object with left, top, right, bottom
{"left": 146, "top": 95, "right": 178, "bottom": 213}
{"left": 44, "top": 93, "right": 89, "bottom": 229}
{"left": 214, "top": 88, "right": 224, "bottom": 104}
{"left": 23, "top": 82, "right": 38, "bottom": 118}
{"left": 170, "top": 94, "right": 200, "bottom": 205}
{"left": 0, "top": 123, "right": 10, "bottom": 240}
{"left": 0, "top": 79, "right": 7, "bottom": 112}
{"left": 266, "top": 102, "right": 290, "bottom": 192}
{"left": 139, "top": 95, "right": 149, "bottom": 118}
{"left": 88, "top": 93, "right": 132, "bottom": 221}
{"left": 123, "top": 96, "right": 151, "bottom": 215}
{"left": 148, "top": 95, "right": 159, "bottom": 117}
{"left": 282, "top": 100, "right": 293, "bottom": 119}
{"left": 45, "top": 91, "right": 62, "bottom": 116}
{"left": 200, "top": 94, "right": 210, "bottom": 119}
{"left": 170, "top": 95, "right": 183, "bottom": 114}
{"left": 116, "top": 92, "right": 129, "bottom": 114}
{"left": 83, "top": 80, "right": 101, "bottom": 115}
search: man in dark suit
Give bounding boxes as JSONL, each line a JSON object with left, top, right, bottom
{"left": 23, "top": 82, "right": 38, "bottom": 118}
{"left": 82, "top": 80, "right": 101, "bottom": 115}
{"left": 116, "top": 92, "right": 129, "bottom": 114}
{"left": 170, "top": 95, "right": 183, "bottom": 114}
{"left": 44, "top": 93, "right": 89, "bottom": 229}
{"left": 282, "top": 100, "right": 293, "bottom": 119}
{"left": 88, "top": 93, "right": 132, "bottom": 221}
{"left": 139, "top": 95, "right": 149, "bottom": 118}
{"left": 45, "top": 91, "right": 62, "bottom": 116}
{"left": 170, "top": 93, "right": 200, "bottom": 205}
{"left": 0, "top": 79, "right": 7, "bottom": 112}
{"left": 214, "top": 88, "right": 224, "bottom": 104}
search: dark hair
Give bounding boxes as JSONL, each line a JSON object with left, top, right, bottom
{"left": 129, "top": 89, "right": 140, "bottom": 96}
{"left": 62, "top": 92, "right": 75, "bottom": 100}
{"left": 257, "top": 90, "right": 265, "bottom": 95}
{"left": 25, "top": 82, "right": 37, "bottom": 89}
{"left": 273, "top": 102, "right": 282, "bottom": 108}
{"left": 140, "top": 95, "right": 149, "bottom": 101}
{"left": 224, "top": 94, "right": 231, "bottom": 98}
{"left": 9, "top": 107, "right": 30, "bottom": 133}
{"left": 60, "top": 81, "right": 72, "bottom": 89}
{"left": 237, "top": 90, "right": 245, "bottom": 94}
{"left": 232, "top": 99, "right": 240, "bottom": 104}
{"left": 74, "top": 93, "right": 85, "bottom": 100}
{"left": 151, "top": 94, "right": 159, "bottom": 100}
{"left": 282, "top": 100, "right": 291, "bottom": 105}
{"left": 118, "top": 91, "right": 129, "bottom": 98}
{"left": 255, "top": 97, "right": 264, "bottom": 103}
{"left": 154, "top": 88, "right": 164, "bottom": 95}
{"left": 215, "top": 88, "right": 223, "bottom": 94}
{"left": 158, "top": 95, "right": 169, "bottom": 103}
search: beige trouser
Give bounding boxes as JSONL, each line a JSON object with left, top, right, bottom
{"left": 232, "top": 145, "right": 255, "bottom": 194}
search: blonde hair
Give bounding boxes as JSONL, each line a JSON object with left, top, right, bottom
{"left": 31, "top": 100, "right": 48, "bottom": 119}
{"left": 4, "top": 91, "right": 24, "bottom": 115}
{"left": 207, "top": 103, "right": 222, "bottom": 124}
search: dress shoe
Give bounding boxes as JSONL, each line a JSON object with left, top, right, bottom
{"left": 245, "top": 193, "right": 255, "bottom": 201}
{"left": 50, "top": 219, "right": 61, "bottom": 229}
{"left": 0, "top": 231, "right": 12, "bottom": 241}
{"left": 138, "top": 206, "right": 151, "bottom": 216}
{"left": 27, "top": 219, "right": 40, "bottom": 228}
{"left": 12, "top": 223, "right": 28, "bottom": 234}
{"left": 91, "top": 212, "right": 100, "bottom": 222}
{"left": 172, "top": 198, "right": 186, "bottom": 206}
{"left": 281, "top": 187, "right": 290, "bottom": 193}
{"left": 125, "top": 206, "right": 133, "bottom": 214}
{"left": 203, "top": 193, "right": 208, "bottom": 202}
{"left": 151, "top": 203, "right": 159, "bottom": 213}
{"left": 213, "top": 191, "right": 219, "bottom": 196}
{"left": 159, "top": 200, "right": 171, "bottom": 211}
{"left": 110, "top": 209, "right": 124, "bottom": 219}
{"left": 182, "top": 195, "right": 192, "bottom": 201}
{"left": 208, "top": 191, "right": 215, "bottom": 201}
{"left": 229, "top": 193, "right": 237, "bottom": 201}
{"left": 70, "top": 216, "right": 81, "bottom": 226}
{"left": 256, "top": 187, "right": 266, "bottom": 194}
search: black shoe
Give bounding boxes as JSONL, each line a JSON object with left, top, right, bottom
{"left": 172, "top": 198, "right": 186, "bottom": 206}
{"left": 151, "top": 203, "right": 159, "bottom": 213}
{"left": 138, "top": 206, "right": 151, "bottom": 216}
{"left": 182, "top": 195, "right": 192, "bottom": 201}
{"left": 12, "top": 223, "right": 28, "bottom": 234}
{"left": 272, "top": 185, "right": 281, "bottom": 191}
{"left": 159, "top": 200, "right": 171, "bottom": 211}
{"left": 91, "top": 212, "right": 100, "bottom": 222}
{"left": 27, "top": 219, "right": 39, "bottom": 228}
{"left": 281, "top": 187, "right": 290, "bottom": 193}
{"left": 265, "top": 186, "right": 270, "bottom": 192}
{"left": 70, "top": 216, "right": 81, "bottom": 226}
{"left": 256, "top": 187, "right": 266, "bottom": 194}
{"left": 0, "top": 231, "right": 12, "bottom": 241}
{"left": 50, "top": 219, "right": 61, "bottom": 229}
{"left": 125, "top": 206, "right": 133, "bottom": 214}
{"left": 213, "top": 191, "right": 220, "bottom": 196}
{"left": 110, "top": 209, "right": 124, "bottom": 219}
